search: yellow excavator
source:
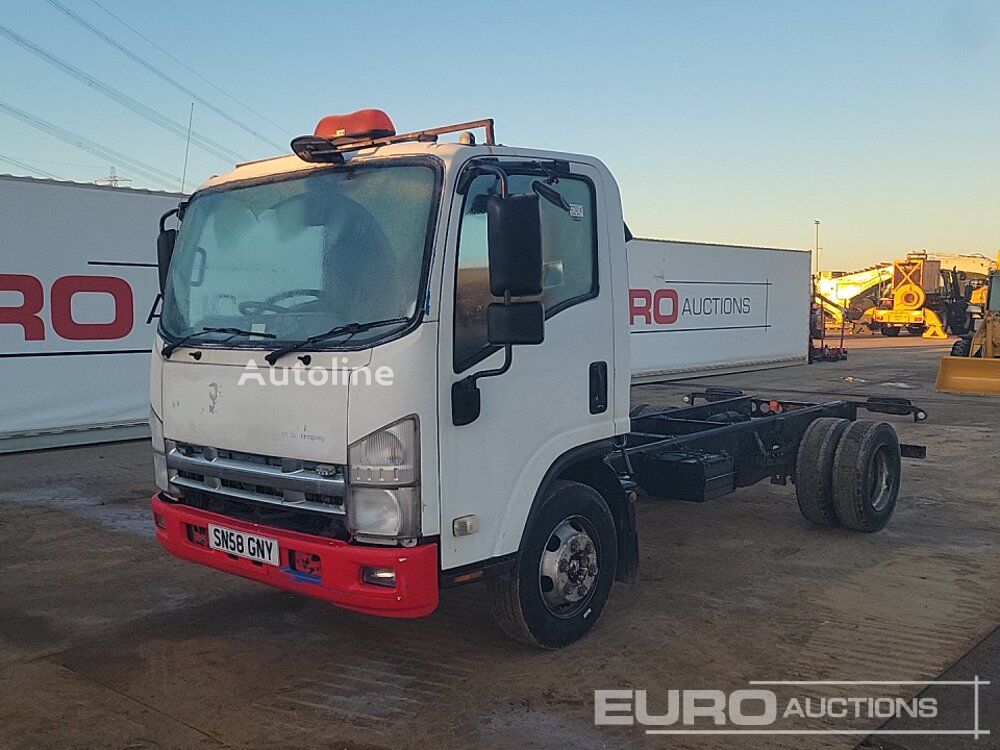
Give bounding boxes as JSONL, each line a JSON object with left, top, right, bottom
{"left": 934, "top": 257, "right": 1000, "bottom": 395}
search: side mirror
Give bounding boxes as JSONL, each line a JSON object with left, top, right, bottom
{"left": 487, "top": 192, "right": 543, "bottom": 297}
{"left": 157, "top": 228, "right": 176, "bottom": 293}
{"left": 157, "top": 206, "right": 180, "bottom": 293}
{"left": 488, "top": 301, "right": 544, "bottom": 345}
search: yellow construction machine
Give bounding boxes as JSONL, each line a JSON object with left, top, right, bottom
{"left": 934, "top": 259, "right": 1000, "bottom": 395}
{"left": 872, "top": 251, "right": 994, "bottom": 338}
{"left": 814, "top": 264, "right": 893, "bottom": 332}
{"left": 872, "top": 252, "right": 949, "bottom": 338}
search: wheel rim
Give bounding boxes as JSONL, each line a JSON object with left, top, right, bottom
{"left": 868, "top": 446, "right": 894, "bottom": 511}
{"left": 538, "top": 516, "right": 600, "bottom": 618}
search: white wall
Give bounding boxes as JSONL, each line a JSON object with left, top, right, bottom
{"left": 0, "top": 176, "right": 181, "bottom": 449}
{"left": 628, "top": 239, "right": 810, "bottom": 381}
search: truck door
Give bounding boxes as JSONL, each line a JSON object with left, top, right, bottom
{"left": 437, "top": 162, "right": 617, "bottom": 570}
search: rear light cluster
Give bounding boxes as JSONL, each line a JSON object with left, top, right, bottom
{"left": 187, "top": 524, "right": 209, "bottom": 547}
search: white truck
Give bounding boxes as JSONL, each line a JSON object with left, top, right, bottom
{"left": 150, "top": 112, "right": 926, "bottom": 648}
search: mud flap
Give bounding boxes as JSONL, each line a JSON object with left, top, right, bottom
{"left": 934, "top": 356, "right": 1000, "bottom": 395}
{"left": 616, "top": 494, "right": 639, "bottom": 583}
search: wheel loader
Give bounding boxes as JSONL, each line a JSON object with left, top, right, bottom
{"left": 934, "top": 262, "right": 1000, "bottom": 395}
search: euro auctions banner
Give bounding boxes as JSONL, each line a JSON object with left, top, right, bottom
{"left": 0, "top": 175, "right": 182, "bottom": 444}
{"left": 628, "top": 239, "right": 810, "bottom": 381}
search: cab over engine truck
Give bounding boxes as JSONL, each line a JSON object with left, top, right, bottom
{"left": 150, "top": 111, "right": 926, "bottom": 648}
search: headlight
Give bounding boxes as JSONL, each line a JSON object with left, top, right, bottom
{"left": 349, "top": 416, "right": 418, "bottom": 486}
{"left": 347, "top": 417, "right": 420, "bottom": 540}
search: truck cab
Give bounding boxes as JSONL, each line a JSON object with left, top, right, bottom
{"left": 151, "top": 113, "right": 634, "bottom": 647}
{"left": 152, "top": 111, "right": 919, "bottom": 648}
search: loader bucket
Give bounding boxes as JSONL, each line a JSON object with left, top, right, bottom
{"left": 934, "top": 355, "right": 1000, "bottom": 395}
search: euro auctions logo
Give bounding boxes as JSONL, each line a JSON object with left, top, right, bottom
{"left": 596, "top": 688, "right": 783, "bottom": 727}
{"left": 628, "top": 281, "right": 771, "bottom": 333}
{"left": 595, "top": 678, "right": 990, "bottom": 739}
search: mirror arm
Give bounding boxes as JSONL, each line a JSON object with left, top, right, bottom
{"left": 462, "top": 291, "right": 515, "bottom": 386}
{"left": 451, "top": 290, "right": 519, "bottom": 426}
{"left": 465, "top": 344, "right": 513, "bottom": 386}
{"left": 159, "top": 207, "right": 179, "bottom": 232}
{"left": 467, "top": 162, "right": 509, "bottom": 198}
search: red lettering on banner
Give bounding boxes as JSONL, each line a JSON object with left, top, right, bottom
{"left": 629, "top": 288, "right": 653, "bottom": 324}
{"left": 0, "top": 273, "right": 45, "bottom": 340}
{"left": 630, "top": 288, "right": 679, "bottom": 326}
{"left": 51, "top": 275, "right": 134, "bottom": 341}
{"left": 652, "top": 289, "right": 678, "bottom": 324}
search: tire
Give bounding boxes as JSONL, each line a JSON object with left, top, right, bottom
{"left": 881, "top": 326, "right": 900, "bottom": 337}
{"left": 907, "top": 325, "right": 926, "bottom": 336}
{"left": 832, "top": 421, "right": 901, "bottom": 532}
{"left": 488, "top": 479, "right": 617, "bottom": 649}
{"left": 951, "top": 337, "right": 972, "bottom": 357}
{"left": 795, "top": 417, "right": 851, "bottom": 526}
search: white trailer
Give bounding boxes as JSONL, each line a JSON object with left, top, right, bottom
{"left": 627, "top": 239, "right": 810, "bottom": 382}
{"left": 0, "top": 175, "right": 181, "bottom": 451}
{"left": 148, "top": 112, "right": 925, "bottom": 649}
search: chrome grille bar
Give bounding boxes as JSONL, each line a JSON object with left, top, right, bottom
{"left": 166, "top": 445, "right": 346, "bottom": 516}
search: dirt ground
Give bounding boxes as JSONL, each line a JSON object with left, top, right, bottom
{"left": 1, "top": 335, "right": 998, "bottom": 750}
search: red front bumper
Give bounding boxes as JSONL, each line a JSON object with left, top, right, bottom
{"left": 151, "top": 495, "right": 438, "bottom": 618}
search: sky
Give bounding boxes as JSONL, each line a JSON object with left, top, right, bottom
{"left": 1, "top": 0, "right": 997, "bottom": 270}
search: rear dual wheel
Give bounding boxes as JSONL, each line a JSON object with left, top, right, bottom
{"left": 881, "top": 326, "right": 900, "bottom": 337}
{"left": 832, "top": 421, "right": 901, "bottom": 531}
{"left": 795, "top": 419, "right": 901, "bottom": 532}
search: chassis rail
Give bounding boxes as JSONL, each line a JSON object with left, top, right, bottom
{"left": 609, "top": 388, "right": 926, "bottom": 502}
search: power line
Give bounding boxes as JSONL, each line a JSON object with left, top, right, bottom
{"left": 87, "top": 0, "right": 292, "bottom": 138}
{"left": 0, "top": 153, "right": 60, "bottom": 179}
{"left": 0, "top": 156, "right": 104, "bottom": 168}
{"left": 44, "top": 0, "right": 285, "bottom": 151}
{"left": 0, "top": 99, "right": 180, "bottom": 190}
{"left": 0, "top": 23, "right": 246, "bottom": 164}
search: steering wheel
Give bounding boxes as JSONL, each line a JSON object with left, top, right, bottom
{"left": 238, "top": 289, "right": 326, "bottom": 317}
{"left": 238, "top": 299, "right": 288, "bottom": 316}
{"left": 267, "top": 288, "right": 326, "bottom": 308}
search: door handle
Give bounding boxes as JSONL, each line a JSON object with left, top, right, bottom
{"left": 589, "top": 361, "right": 608, "bottom": 414}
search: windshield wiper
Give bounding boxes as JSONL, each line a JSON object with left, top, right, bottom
{"left": 161, "top": 327, "right": 276, "bottom": 358}
{"left": 264, "top": 317, "right": 411, "bottom": 365}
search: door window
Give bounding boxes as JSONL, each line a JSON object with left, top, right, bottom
{"left": 453, "top": 172, "right": 597, "bottom": 371}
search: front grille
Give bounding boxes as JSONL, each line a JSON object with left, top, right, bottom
{"left": 175, "top": 488, "right": 349, "bottom": 540}
{"left": 167, "top": 442, "right": 346, "bottom": 517}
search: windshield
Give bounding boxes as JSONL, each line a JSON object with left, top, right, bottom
{"left": 160, "top": 160, "right": 440, "bottom": 349}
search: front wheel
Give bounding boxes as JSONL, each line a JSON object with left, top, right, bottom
{"left": 951, "top": 336, "right": 973, "bottom": 357}
{"left": 488, "top": 480, "right": 618, "bottom": 649}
